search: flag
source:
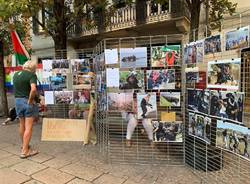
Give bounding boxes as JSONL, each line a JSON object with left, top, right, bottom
{"left": 10, "top": 31, "right": 30, "bottom": 65}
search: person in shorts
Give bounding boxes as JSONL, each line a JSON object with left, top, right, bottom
{"left": 13, "top": 61, "right": 39, "bottom": 159}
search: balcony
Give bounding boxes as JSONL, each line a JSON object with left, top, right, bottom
{"left": 67, "top": 0, "right": 190, "bottom": 45}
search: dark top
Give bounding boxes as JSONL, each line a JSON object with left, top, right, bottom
{"left": 13, "top": 70, "right": 37, "bottom": 98}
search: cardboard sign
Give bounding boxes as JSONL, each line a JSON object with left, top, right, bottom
{"left": 42, "top": 118, "right": 87, "bottom": 142}
{"left": 161, "top": 112, "right": 176, "bottom": 122}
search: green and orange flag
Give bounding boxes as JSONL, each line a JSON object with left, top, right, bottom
{"left": 10, "top": 30, "right": 30, "bottom": 65}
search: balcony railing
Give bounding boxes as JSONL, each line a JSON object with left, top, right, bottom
{"left": 67, "top": 0, "right": 188, "bottom": 38}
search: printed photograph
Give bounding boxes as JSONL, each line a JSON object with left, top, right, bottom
{"left": 210, "top": 90, "right": 244, "bottom": 123}
{"left": 204, "top": 35, "right": 222, "bottom": 55}
{"left": 73, "top": 74, "right": 92, "bottom": 89}
{"left": 107, "top": 93, "right": 133, "bottom": 112}
{"left": 151, "top": 45, "right": 181, "bottom": 67}
{"left": 137, "top": 93, "right": 157, "bottom": 119}
{"left": 216, "top": 120, "right": 250, "bottom": 160}
{"left": 49, "top": 73, "right": 67, "bottom": 90}
{"left": 152, "top": 121, "right": 183, "bottom": 142}
{"left": 119, "top": 70, "right": 144, "bottom": 90}
{"left": 160, "top": 92, "right": 181, "bottom": 107}
{"left": 54, "top": 91, "right": 73, "bottom": 104}
{"left": 94, "top": 53, "right": 105, "bottom": 71}
{"left": 120, "top": 47, "right": 147, "bottom": 68}
{"left": 52, "top": 59, "right": 69, "bottom": 69}
{"left": 147, "top": 69, "right": 175, "bottom": 90}
{"left": 187, "top": 89, "right": 210, "bottom": 114}
{"left": 105, "top": 48, "right": 118, "bottom": 65}
{"left": 186, "top": 72, "right": 199, "bottom": 83}
{"left": 225, "top": 26, "right": 249, "bottom": 51}
{"left": 207, "top": 59, "right": 241, "bottom": 90}
{"left": 184, "top": 40, "right": 204, "bottom": 64}
{"left": 71, "top": 59, "right": 90, "bottom": 73}
{"left": 73, "top": 90, "right": 91, "bottom": 106}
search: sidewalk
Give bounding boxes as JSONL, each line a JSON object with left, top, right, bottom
{"left": 0, "top": 119, "right": 200, "bottom": 184}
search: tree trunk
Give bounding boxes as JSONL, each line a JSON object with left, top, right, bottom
{"left": 189, "top": 0, "right": 201, "bottom": 42}
{"left": 0, "top": 40, "right": 8, "bottom": 117}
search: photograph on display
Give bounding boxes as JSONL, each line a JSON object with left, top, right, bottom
{"left": 42, "top": 60, "right": 53, "bottom": 72}
{"left": 94, "top": 53, "right": 105, "bottom": 71}
{"left": 160, "top": 92, "right": 181, "bottom": 107}
{"left": 71, "top": 59, "right": 90, "bottom": 73}
{"left": 204, "top": 35, "right": 222, "bottom": 55}
{"left": 207, "top": 59, "right": 241, "bottom": 90}
{"left": 152, "top": 121, "right": 183, "bottom": 142}
{"left": 137, "top": 93, "right": 157, "bottom": 119}
{"left": 188, "top": 113, "right": 211, "bottom": 144}
{"left": 106, "top": 68, "right": 119, "bottom": 87}
{"left": 186, "top": 72, "right": 199, "bottom": 83}
{"left": 73, "top": 90, "right": 90, "bottom": 106}
{"left": 107, "top": 93, "right": 133, "bottom": 112}
{"left": 105, "top": 48, "right": 118, "bottom": 65}
{"left": 120, "top": 47, "right": 147, "bottom": 68}
{"left": 49, "top": 73, "right": 67, "bottom": 90}
{"left": 147, "top": 69, "right": 175, "bottom": 90}
{"left": 52, "top": 59, "right": 69, "bottom": 69}
{"left": 216, "top": 120, "right": 250, "bottom": 160}
{"left": 210, "top": 90, "right": 244, "bottom": 123}
{"left": 151, "top": 45, "right": 181, "bottom": 67}
{"left": 225, "top": 26, "right": 249, "bottom": 51}
{"left": 73, "top": 74, "right": 91, "bottom": 89}
{"left": 119, "top": 70, "right": 144, "bottom": 90}
{"left": 54, "top": 91, "right": 73, "bottom": 104}
{"left": 187, "top": 89, "right": 210, "bottom": 114}
{"left": 184, "top": 40, "right": 204, "bottom": 64}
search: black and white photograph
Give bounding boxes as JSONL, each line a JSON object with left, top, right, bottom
{"left": 184, "top": 40, "right": 204, "bottom": 64}
{"left": 207, "top": 59, "right": 241, "bottom": 90}
{"left": 108, "top": 93, "right": 133, "bottom": 112}
{"left": 119, "top": 70, "right": 144, "bottom": 90}
{"left": 120, "top": 47, "right": 147, "bottom": 68}
{"left": 54, "top": 91, "right": 74, "bottom": 104}
{"left": 210, "top": 90, "right": 244, "bottom": 123}
{"left": 147, "top": 69, "right": 175, "bottom": 90}
{"left": 137, "top": 93, "right": 157, "bottom": 119}
{"left": 152, "top": 121, "right": 183, "bottom": 142}
{"left": 71, "top": 59, "right": 90, "bottom": 73}
{"left": 160, "top": 92, "right": 181, "bottom": 107}
{"left": 186, "top": 72, "right": 199, "bottom": 83}
{"left": 94, "top": 53, "right": 105, "bottom": 71}
{"left": 225, "top": 26, "right": 249, "bottom": 51}
{"left": 187, "top": 89, "right": 210, "bottom": 114}
{"left": 52, "top": 59, "right": 69, "bottom": 69}
{"left": 216, "top": 120, "right": 250, "bottom": 160}
{"left": 204, "top": 35, "right": 222, "bottom": 55}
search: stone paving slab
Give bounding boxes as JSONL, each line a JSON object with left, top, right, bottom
{"left": 11, "top": 160, "right": 47, "bottom": 176}
{"left": 32, "top": 168, "right": 75, "bottom": 184}
{"left": 0, "top": 155, "right": 24, "bottom": 167}
{"left": 0, "top": 150, "right": 13, "bottom": 159}
{"left": 28, "top": 153, "right": 54, "bottom": 163}
{"left": 24, "top": 179, "right": 44, "bottom": 184}
{"left": 2, "top": 145, "right": 21, "bottom": 155}
{"left": 60, "top": 163, "right": 103, "bottom": 182}
{"left": 67, "top": 178, "right": 92, "bottom": 184}
{"left": 93, "top": 174, "right": 125, "bottom": 184}
{"left": 0, "top": 142, "right": 14, "bottom": 149}
{"left": 43, "top": 157, "right": 72, "bottom": 169}
{"left": 0, "top": 167, "right": 30, "bottom": 184}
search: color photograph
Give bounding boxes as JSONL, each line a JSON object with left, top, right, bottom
{"left": 120, "top": 47, "right": 147, "bottom": 68}
{"left": 151, "top": 45, "right": 181, "bottom": 67}
{"left": 207, "top": 59, "right": 241, "bottom": 90}
{"left": 152, "top": 121, "right": 183, "bottom": 142}
{"left": 107, "top": 93, "right": 133, "bottom": 112}
{"left": 49, "top": 73, "right": 67, "bottom": 90}
{"left": 184, "top": 40, "right": 204, "bottom": 64}
{"left": 52, "top": 59, "right": 69, "bottom": 69}
{"left": 204, "top": 35, "right": 221, "bottom": 55}
{"left": 147, "top": 69, "right": 175, "bottom": 90}
{"left": 187, "top": 89, "right": 210, "bottom": 114}
{"left": 54, "top": 91, "right": 74, "bottom": 104}
{"left": 216, "top": 120, "right": 250, "bottom": 160}
{"left": 160, "top": 92, "right": 181, "bottom": 107}
{"left": 225, "top": 26, "right": 249, "bottom": 51}
{"left": 210, "top": 90, "right": 244, "bottom": 123}
{"left": 73, "top": 90, "right": 90, "bottom": 106}
{"left": 137, "top": 93, "right": 157, "bottom": 119}
{"left": 119, "top": 70, "right": 144, "bottom": 90}
{"left": 71, "top": 59, "right": 90, "bottom": 73}
{"left": 73, "top": 74, "right": 92, "bottom": 89}
{"left": 186, "top": 72, "right": 199, "bottom": 83}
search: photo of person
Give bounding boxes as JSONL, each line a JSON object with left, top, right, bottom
{"left": 52, "top": 59, "right": 69, "bottom": 69}
{"left": 225, "top": 26, "right": 249, "bottom": 51}
{"left": 204, "top": 35, "right": 221, "bottom": 55}
{"left": 210, "top": 91, "right": 244, "bottom": 123}
{"left": 137, "top": 93, "right": 157, "bottom": 119}
{"left": 54, "top": 91, "right": 73, "bottom": 104}
{"left": 108, "top": 93, "right": 133, "bottom": 112}
{"left": 216, "top": 120, "right": 250, "bottom": 160}
{"left": 71, "top": 59, "right": 90, "bottom": 73}
{"left": 94, "top": 53, "right": 105, "bottom": 71}
{"left": 188, "top": 112, "right": 196, "bottom": 135}
{"left": 119, "top": 70, "right": 144, "bottom": 90}
{"left": 73, "top": 90, "right": 90, "bottom": 106}
{"left": 68, "top": 104, "right": 88, "bottom": 119}
{"left": 184, "top": 40, "right": 204, "bottom": 64}
{"left": 49, "top": 73, "right": 67, "bottom": 90}
{"left": 120, "top": 47, "right": 147, "bottom": 68}
{"left": 151, "top": 45, "right": 181, "bottom": 67}
{"left": 207, "top": 59, "right": 241, "bottom": 90}
{"left": 147, "top": 69, "right": 175, "bottom": 90}
{"left": 187, "top": 89, "right": 210, "bottom": 114}
{"left": 160, "top": 92, "right": 181, "bottom": 107}
{"left": 186, "top": 72, "right": 199, "bottom": 83}
{"left": 152, "top": 121, "right": 183, "bottom": 142}
{"left": 73, "top": 74, "right": 91, "bottom": 89}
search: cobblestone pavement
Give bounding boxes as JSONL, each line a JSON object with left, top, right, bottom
{"left": 0, "top": 118, "right": 201, "bottom": 184}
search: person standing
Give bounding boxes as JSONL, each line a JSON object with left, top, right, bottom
{"left": 140, "top": 94, "right": 153, "bottom": 118}
{"left": 13, "top": 61, "right": 39, "bottom": 159}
